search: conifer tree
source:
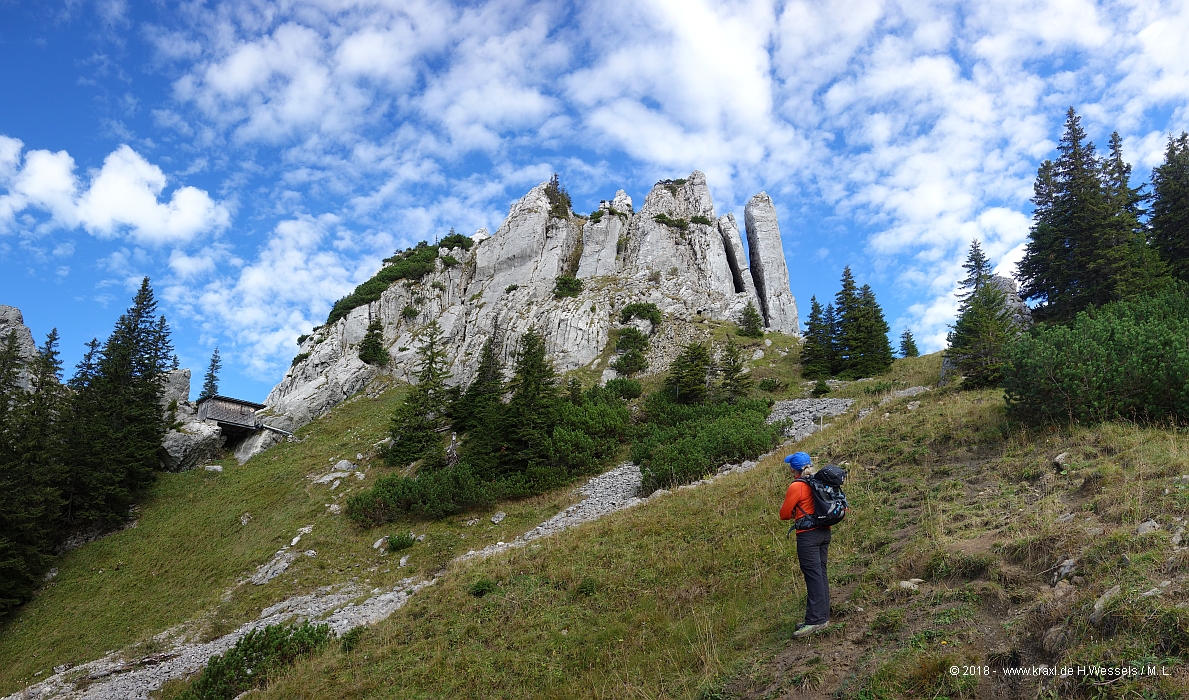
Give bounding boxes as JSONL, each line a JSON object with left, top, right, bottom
{"left": 1150, "top": 132, "right": 1189, "bottom": 283}
{"left": 1016, "top": 108, "right": 1157, "bottom": 319}
{"left": 832, "top": 267, "right": 861, "bottom": 372}
{"left": 200, "top": 348, "right": 221, "bottom": 400}
{"left": 358, "top": 319, "right": 387, "bottom": 367}
{"left": 60, "top": 278, "right": 173, "bottom": 527}
{"left": 847, "top": 284, "right": 894, "bottom": 377}
{"left": 716, "top": 337, "right": 752, "bottom": 404}
{"left": 799, "top": 296, "right": 833, "bottom": 380}
{"left": 503, "top": 329, "right": 559, "bottom": 468}
{"left": 0, "top": 331, "right": 66, "bottom": 613}
{"left": 1098, "top": 131, "right": 1165, "bottom": 300}
{"left": 899, "top": 329, "right": 919, "bottom": 358}
{"left": 451, "top": 336, "right": 502, "bottom": 434}
{"left": 822, "top": 303, "right": 839, "bottom": 375}
{"left": 736, "top": 301, "right": 764, "bottom": 338}
{"left": 666, "top": 343, "right": 712, "bottom": 404}
{"left": 386, "top": 322, "right": 451, "bottom": 467}
{"left": 948, "top": 241, "right": 1016, "bottom": 388}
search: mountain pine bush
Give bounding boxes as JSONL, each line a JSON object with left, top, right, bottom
{"left": 1003, "top": 285, "right": 1189, "bottom": 423}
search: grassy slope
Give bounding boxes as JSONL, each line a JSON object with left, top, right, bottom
{"left": 0, "top": 379, "right": 585, "bottom": 695}
{"left": 253, "top": 354, "right": 1188, "bottom": 699}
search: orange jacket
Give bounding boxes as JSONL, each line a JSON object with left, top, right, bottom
{"left": 779, "top": 479, "right": 819, "bottom": 533}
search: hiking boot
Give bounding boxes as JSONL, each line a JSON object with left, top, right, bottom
{"left": 793, "top": 622, "right": 829, "bottom": 638}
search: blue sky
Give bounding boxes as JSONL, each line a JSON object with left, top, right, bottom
{"left": 2, "top": 0, "right": 1187, "bottom": 402}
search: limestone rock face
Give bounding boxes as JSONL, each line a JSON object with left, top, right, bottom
{"left": 0, "top": 305, "right": 38, "bottom": 390}
{"left": 744, "top": 193, "right": 799, "bottom": 334}
{"left": 256, "top": 171, "right": 801, "bottom": 462}
{"left": 158, "top": 369, "right": 225, "bottom": 471}
{"left": 989, "top": 275, "right": 1033, "bottom": 329}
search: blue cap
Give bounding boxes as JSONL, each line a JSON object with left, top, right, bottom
{"left": 784, "top": 452, "right": 811, "bottom": 470}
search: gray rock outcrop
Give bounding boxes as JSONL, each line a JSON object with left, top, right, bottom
{"left": 744, "top": 193, "right": 799, "bottom": 334}
{"left": 0, "top": 305, "right": 39, "bottom": 390}
{"left": 158, "top": 369, "right": 225, "bottom": 472}
{"left": 251, "top": 172, "right": 801, "bottom": 462}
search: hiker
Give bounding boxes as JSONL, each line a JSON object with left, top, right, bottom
{"left": 780, "top": 451, "right": 831, "bottom": 637}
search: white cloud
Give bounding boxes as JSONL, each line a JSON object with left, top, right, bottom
{"left": 138, "top": 0, "right": 1189, "bottom": 366}
{"left": 166, "top": 215, "right": 377, "bottom": 376}
{"left": 0, "top": 139, "right": 229, "bottom": 245}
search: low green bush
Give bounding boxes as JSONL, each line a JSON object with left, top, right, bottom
{"left": 653, "top": 213, "right": 688, "bottom": 230}
{"left": 554, "top": 275, "right": 583, "bottom": 298}
{"left": 633, "top": 394, "right": 779, "bottom": 494}
{"left": 326, "top": 243, "right": 439, "bottom": 325}
{"left": 401, "top": 305, "right": 418, "bottom": 320}
{"left": 440, "top": 255, "right": 460, "bottom": 267}
{"left": 470, "top": 578, "right": 497, "bottom": 597}
{"left": 576, "top": 577, "right": 597, "bottom": 596}
{"left": 438, "top": 232, "right": 474, "bottom": 251}
{"left": 505, "top": 284, "right": 519, "bottom": 293}
{"left": 758, "top": 378, "right": 779, "bottom": 392}
{"left": 290, "top": 352, "right": 310, "bottom": 367}
{"left": 1003, "top": 286, "right": 1189, "bottom": 424}
{"left": 616, "top": 327, "right": 649, "bottom": 353}
{"left": 690, "top": 215, "right": 713, "bottom": 226}
{"left": 339, "top": 627, "right": 364, "bottom": 653}
{"left": 387, "top": 532, "right": 415, "bottom": 551}
{"left": 296, "top": 334, "right": 309, "bottom": 345}
{"left": 604, "top": 378, "right": 642, "bottom": 400}
{"left": 610, "top": 350, "right": 647, "bottom": 376}
{"left": 180, "top": 622, "right": 330, "bottom": 700}
{"left": 620, "top": 302, "right": 662, "bottom": 326}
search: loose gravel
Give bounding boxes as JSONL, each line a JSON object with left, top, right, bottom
{"left": 766, "top": 398, "right": 855, "bottom": 440}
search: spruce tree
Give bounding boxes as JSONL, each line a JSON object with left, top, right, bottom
{"left": 665, "top": 343, "right": 712, "bottom": 404}
{"left": 1150, "top": 132, "right": 1189, "bottom": 283}
{"left": 1098, "top": 131, "right": 1165, "bottom": 300}
{"left": 832, "top": 267, "right": 861, "bottom": 374}
{"left": 799, "top": 297, "right": 833, "bottom": 379}
{"left": 0, "top": 331, "right": 65, "bottom": 614}
{"left": 847, "top": 284, "right": 894, "bottom": 378}
{"left": 736, "top": 301, "right": 764, "bottom": 338}
{"left": 1017, "top": 108, "right": 1150, "bottom": 319}
{"left": 503, "top": 329, "right": 559, "bottom": 469}
{"left": 451, "top": 336, "right": 502, "bottom": 434}
{"left": 386, "top": 322, "right": 451, "bottom": 467}
{"left": 822, "top": 303, "right": 839, "bottom": 375}
{"left": 200, "top": 348, "right": 221, "bottom": 400}
{"left": 358, "top": 319, "right": 387, "bottom": 367}
{"left": 899, "top": 329, "right": 919, "bottom": 358}
{"left": 716, "top": 337, "right": 752, "bottom": 403}
{"left": 60, "top": 278, "right": 173, "bottom": 527}
{"left": 948, "top": 241, "right": 1016, "bottom": 388}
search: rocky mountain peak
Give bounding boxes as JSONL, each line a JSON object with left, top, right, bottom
{"left": 247, "top": 172, "right": 801, "bottom": 462}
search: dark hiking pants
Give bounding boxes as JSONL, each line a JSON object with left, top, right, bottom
{"left": 796, "top": 527, "right": 831, "bottom": 625}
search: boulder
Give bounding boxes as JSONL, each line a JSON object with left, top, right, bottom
{"left": 161, "top": 423, "right": 224, "bottom": 472}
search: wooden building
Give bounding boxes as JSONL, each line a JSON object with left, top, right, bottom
{"left": 196, "top": 395, "right": 266, "bottom": 437}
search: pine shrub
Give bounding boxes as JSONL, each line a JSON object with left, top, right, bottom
{"left": 357, "top": 319, "right": 387, "bottom": 367}
{"left": 652, "top": 213, "right": 688, "bottom": 230}
{"left": 604, "top": 378, "right": 642, "bottom": 400}
{"left": 326, "top": 243, "right": 439, "bottom": 325}
{"left": 690, "top": 215, "right": 713, "bottom": 226}
{"left": 387, "top": 532, "right": 415, "bottom": 551}
{"left": 619, "top": 303, "right": 662, "bottom": 327}
{"left": 633, "top": 393, "right": 779, "bottom": 494}
{"left": 438, "top": 230, "right": 474, "bottom": 251}
{"left": 180, "top": 622, "right": 330, "bottom": 700}
{"left": 1003, "top": 286, "right": 1189, "bottom": 424}
{"left": 554, "top": 275, "right": 583, "bottom": 298}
